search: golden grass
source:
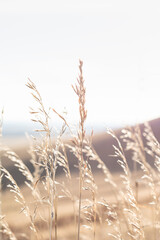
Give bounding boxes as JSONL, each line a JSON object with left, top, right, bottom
{"left": 1, "top": 60, "right": 160, "bottom": 240}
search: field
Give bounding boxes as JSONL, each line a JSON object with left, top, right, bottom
{"left": 1, "top": 61, "right": 160, "bottom": 240}
{"left": 2, "top": 171, "right": 157, "bottom": 240}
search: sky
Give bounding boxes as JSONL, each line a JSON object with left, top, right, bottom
{"left": 1, "top": 0, "right": 160, "bottom": 131}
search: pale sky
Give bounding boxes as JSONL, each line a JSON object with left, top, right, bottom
{"left": 1, "top": 0, "right": 160, "bottom": 130}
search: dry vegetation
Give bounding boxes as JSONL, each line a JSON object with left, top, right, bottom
{"left": 1, "top": 61, "right": 160, "bottom": 240}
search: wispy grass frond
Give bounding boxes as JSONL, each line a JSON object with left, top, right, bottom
{"left": 0, "top": 215, "right": 17, "bottom": 240}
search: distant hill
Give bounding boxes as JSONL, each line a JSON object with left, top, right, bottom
{"left": 92, "top": 117, "right": 160, "bottom": 172}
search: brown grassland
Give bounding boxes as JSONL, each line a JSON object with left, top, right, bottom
{"left": 1, "top": 61, "right": 160, "bottom": 240}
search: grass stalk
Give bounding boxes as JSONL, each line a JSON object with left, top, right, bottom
{"left": 72, "top": 60, "right": 87, "bottom": 240}
{"left": 77, "top": 148, "right": 83, "bottom": 240}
